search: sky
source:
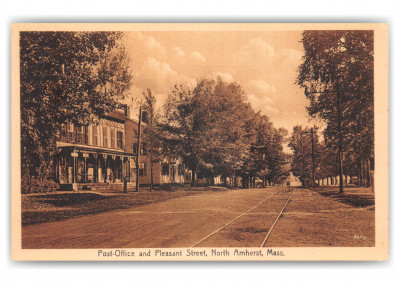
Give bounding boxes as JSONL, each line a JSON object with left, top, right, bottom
{"left": 122, "top": 30, "right": 320, "bottom": 137}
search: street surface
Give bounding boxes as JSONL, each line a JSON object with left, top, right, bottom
{"left": 22, "top": 186, "right": 374, "bottom": 248}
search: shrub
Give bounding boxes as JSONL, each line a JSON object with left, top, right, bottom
{"left": 21, "top": 176, "right": 58, "bottom": 194}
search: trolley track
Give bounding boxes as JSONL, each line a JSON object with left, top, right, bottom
{"left": 190, "top": 188, "right": 295, "bottom": 247}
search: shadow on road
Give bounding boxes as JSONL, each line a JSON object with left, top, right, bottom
{"left": 307, "top": 186, "right": 375, "bottom": 208}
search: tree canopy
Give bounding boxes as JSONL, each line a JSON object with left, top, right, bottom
{"left": 20, "top": 31, "right": 132, "bottom": 179}
{"left": 296, "top": 30, "right": 374, "bottom": 190}
{"left": 163, "top": 77, "right": 288, "bottom": 187}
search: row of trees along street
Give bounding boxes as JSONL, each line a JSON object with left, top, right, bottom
{"left": 20, "top": 31, "right": 290, "bottom": 192}
{"left": 144, "top": 78, "right": 289, "bottom": 189}
{"left": 293, "top": 30, "right": 374, "bottom": 193}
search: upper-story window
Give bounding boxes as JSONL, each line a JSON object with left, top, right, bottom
{"left": 76, "top": 126, "right": 88, "bottom": 144}
{"left": 111, "top": 128, "right": 116, "bottom": 148}
{"left": 117, "top": 131, "right": 124, "bottom": 149}
{"left": 141, "top": 142, "right": 147, "bottom": 155}
{"left": 103, "top": 126, "right": 109, "bottom": 147}
{"left": 66, "top": 124, "right": 74, "bottom": 141}
{"left": 92, "top": 125, "right": 98, "bottom": 146}
{"left": 133, "top": 142, "right": 137, "bottom": 154}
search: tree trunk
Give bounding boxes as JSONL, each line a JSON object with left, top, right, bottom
{"left": 150, "top": 160, "right": 153, "bottom": 192}
{"left": 335, "top": 88, "right": 344, "bottom": 193}
{"left": 191, "top": 164, "right": 197, "bottom": 187}
{"left": 361, "top": 160, "right": 365, "bottom": 187}
{"left": 367, "top": 158, "right": 373, "bottom": 192}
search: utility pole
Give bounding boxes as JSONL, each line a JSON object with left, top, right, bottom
{"left": 309, "top": 90, "right": 343, "bottom": 193}
{"left": 335, "top": 85, "right": 344, "bottom": 194}
{"left": 135, "top": 106, "right": 142, "bottom": 192}
{"left": 310, "top": 127, "right": 315, "bottom": 188}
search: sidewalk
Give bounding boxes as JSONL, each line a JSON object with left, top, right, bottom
{"left": 21, "top": 185, "right": 231, "bottom": 225}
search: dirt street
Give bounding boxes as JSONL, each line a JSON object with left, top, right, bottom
{"left": 22, "top": 186, "right": 374, "bottom": 249}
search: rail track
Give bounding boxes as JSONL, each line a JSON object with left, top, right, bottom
{"left": 190, "top": 187, "right": 295, "bottom": 248}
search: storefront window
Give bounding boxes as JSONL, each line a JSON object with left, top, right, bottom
{"left": 87, "top": 159, "right": 96, "bottom": 182}
{"left": 77, "top": 158, "right": 85, "bottom": 183}
{"left": 59, "top": 156, "right": 73, "bottom": 184}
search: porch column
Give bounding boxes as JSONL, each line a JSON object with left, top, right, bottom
{"left": 112, "top": 155, "right": 116, "bottom": 182}
{"left": 82, "top": 153, "right": 89, "bottom": 183}
{"left": 122, "top": 157, "right": 125, "bottom": 180}
{"left": 56, "top": 156, "right": 60, "bottom": 183}
{"left": 93, "top": 154, "right": 98, "bottom": 183}
{"left": 103, "top": 156, "right": 107, "bottom": 183}
{"left": 72, "top": 156, "right": 76, "bottom": 183}
{"left": 84, "top": 157, "right": 87, "bottom": 183}
{"left": 126, "top": 158, "right": 131, "bottom": 182}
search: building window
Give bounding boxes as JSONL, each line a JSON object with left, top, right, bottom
{"left": 103, "top": 126, "right": 109, "bottom": 147}
{"left": 162, "top": 163, "right": 169, "bottom": 176}
{"left": 67, "top": 124, "right": 74, "bottom": 142}
{"left": 77, "top": 157, "right": 85, "bottom": 182}
{"left": 178, "top": 164, "right": 184, "bottom": 176}
{"left": 76, "top": 126, "right": 88, "bottom": 144}
{"left": 59, "top": 156, "right": 73, "bottom": 184}
{"left": 92, "top": 125, "right": 98, "bottom": 146}
{"left": 117, "top": 131, "right": 124, "bottom": 149}
{"left": 139, "top": 162, "right": 146, "bottom": 176}
{"left": 141, "top": 143, "right": 147, "bottom": 155}
{"left": 62, "top": 124, "right": 67, "bottom": 139}
{"left": 111, "top": 128, "right": 116, "bottom": 148}
{"left": 133, "top": 142, "right": 138, "bottom": 154}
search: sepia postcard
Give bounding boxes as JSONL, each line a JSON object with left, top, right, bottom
{"left": 11, "top": 23, "right": 389, "bottom": 261}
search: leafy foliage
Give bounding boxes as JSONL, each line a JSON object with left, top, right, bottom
{"left": 163, "top": 77, "right": 288, "bottom": 187}
{"left": 142, "top": 89, "right": 163, "bottom": 191}
{"left": 20, "top": 31, "right": 132, "bottom": 181}
{"left": 296, "top": 30, "right": 374, "bottom": 188}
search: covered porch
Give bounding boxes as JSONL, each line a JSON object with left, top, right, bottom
{"left": 56, "top": 146, "right": 134, "bottom": 191}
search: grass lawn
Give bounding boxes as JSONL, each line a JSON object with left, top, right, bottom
{"left": 22, "top": 186, "right": 229, "bottom": 226}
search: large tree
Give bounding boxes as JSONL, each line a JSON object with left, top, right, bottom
{"left": 238, "top": 113, "right": 288, "bottom": 188}
{"left": 142, "top": 89, "right": 163, "bottom": 191}
{"left": 289, "top": 126, "right": 311, "bottom": 187}
{"left": 163, "top": 77, "right": 288, "bottom": 188}
{"left": 20, "top": 31, "right": 132, "bottom": 181}
{"left": 296, "top": 30, "right": 374, "bottom": 192}
{"left": 163, "top": 77, "right": 254, "bottom": 186}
